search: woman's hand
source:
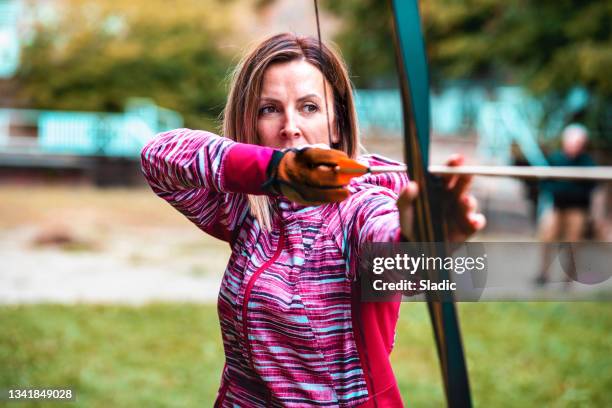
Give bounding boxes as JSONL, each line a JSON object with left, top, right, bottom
{"left": 440, "top": 154, "right": 486, "bottom": 242}
{"left": 263, "top": 146, "right": 351, "bottom": 205}
{"left": 397, "top": 154, "right": 486, "bottom": 243}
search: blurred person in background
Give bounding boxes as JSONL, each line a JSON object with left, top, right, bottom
{"left": 535, "top": 124, "right": 597, "bottom": 286}
{"left": 141, "top": 33, "right": 485, "bottom": 407}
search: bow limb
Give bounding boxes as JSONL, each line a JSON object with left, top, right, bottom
{"left": 388, "top": 1, "right": 473, "bottom": 407}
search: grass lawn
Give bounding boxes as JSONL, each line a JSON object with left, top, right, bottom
{"left": 1, "top": 302, "right": 610, "bottom": 407}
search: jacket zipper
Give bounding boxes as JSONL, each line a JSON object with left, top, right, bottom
{"left": 242, "top": 229, "right": 285, "bottom": 370}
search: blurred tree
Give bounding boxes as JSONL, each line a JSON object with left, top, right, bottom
{"left": 323, "top": 1, "right": 396, "bottom": 88}
{"left": 323, "top": 0, "right": 612, "bottom": 145}
{"left": 14, "top": 0, "right": 238, "bottom": 129}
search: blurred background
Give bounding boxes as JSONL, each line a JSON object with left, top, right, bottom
{"left": 1, "top": 0, "right": 611, "bottom": 406}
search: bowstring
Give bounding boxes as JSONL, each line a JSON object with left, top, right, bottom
{"left": 314, "top": 0, "right": 334, "bottom": 148}
{"left": 314, "top": 0, "right": 349, "bottom": 275}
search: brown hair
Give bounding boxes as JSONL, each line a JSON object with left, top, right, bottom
{"left": 223, "top": 32, "right": 359, "bottom": 156}
{"left": 222, "top": 33, "right": 360, "bottom": 230}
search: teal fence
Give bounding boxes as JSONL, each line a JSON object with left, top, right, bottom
{"left": 355, "top": 85, "right": 590, "bottom": 165}
{"left": 0, "top": 98, "right": 182, "bottom": 158}
{"left": 0, "top": 87, "right": 590, "bottom": 166}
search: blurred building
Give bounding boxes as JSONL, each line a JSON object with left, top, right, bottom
{"left": 0, "top": 98, "right": 182, "bottom": 185}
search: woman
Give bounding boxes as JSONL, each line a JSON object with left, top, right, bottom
{"left": 141, "top": 33, "right": 485, "bottom": 407}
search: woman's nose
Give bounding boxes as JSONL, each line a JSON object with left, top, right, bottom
{"left": 280, "top": 112, "right": 301, "bottom": 139}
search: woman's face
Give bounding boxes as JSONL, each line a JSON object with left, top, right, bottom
{"left": 257, "top": 59, "right": 339, "bottom": 149}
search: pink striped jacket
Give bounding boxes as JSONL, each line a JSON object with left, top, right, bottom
{"left": 141, "top": 129, "right": 408, "bottom": 407}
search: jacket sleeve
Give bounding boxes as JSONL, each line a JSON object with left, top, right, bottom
{"left": 331, "top": 156, "right": 408, "bottom": 280}
{"left": 140, "top": 128, "right": 276, "bottom": 242}
{"left": 350, "top": 184, "right": 404, "bottom": 245}
{"left": 339, "top": 185, "right": 403, "bottom": 281}
{"left": 349, "top": 155, "right": 408, "bottom": 243}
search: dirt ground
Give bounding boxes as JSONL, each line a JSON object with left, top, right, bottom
{"left": 0, "top": 186, "right": 231, "bottom": 304}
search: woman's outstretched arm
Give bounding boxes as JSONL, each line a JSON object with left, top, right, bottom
{"left": 140, "top": 128, "right": 275, "bottom": 241}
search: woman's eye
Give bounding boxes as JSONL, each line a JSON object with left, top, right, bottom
{"left": 303, "top": 103, "right": 319, "bottom": 113}
{"left": 259, "top": 105, "right": 277, "bottom": 115}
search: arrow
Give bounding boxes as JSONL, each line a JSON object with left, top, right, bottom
{"left": 335, "top": 160, "right": 612, "bottom": 181}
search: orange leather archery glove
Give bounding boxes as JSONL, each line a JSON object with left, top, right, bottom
{"left": 262, "top": 147, "right": 351, "bottom": 205}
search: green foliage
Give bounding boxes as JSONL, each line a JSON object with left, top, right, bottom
{"left": 324, "top": 1, "right": 396, "bottom": 88}
{"left": 422, "top": 1, "right": 612, "bottom": 100}
{"left": 1, "top": 302, "right": 611, "bottom": 406}
{"left": 324, "top": 0, "right": 612, "bottom": 143}
{"left": 325, "top": 0, "right": 612, "bottom": 94}
{"left": 15, "top": 0, "right": 235, "bottom": 129}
